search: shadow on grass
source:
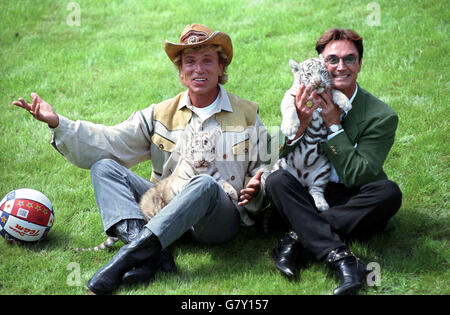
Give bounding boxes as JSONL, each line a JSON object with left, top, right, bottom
{"left": 135, "top": 206, "right": 449, "bottom": 294}
{"left": 7, "top": 204, "right": 441, "bottom": 294}
{"left": 3, "top": 228, "right": 72, "bottom": 252}
{"left": 361, "top": 208, "right": 449, "bottom": 275}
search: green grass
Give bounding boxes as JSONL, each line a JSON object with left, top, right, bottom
{"left": 0, "top": 0, "right": 448, "bottom": 295}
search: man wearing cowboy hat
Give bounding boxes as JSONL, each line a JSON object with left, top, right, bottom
{"left": 13, "top": 24, "right": 270, "bottom": 294}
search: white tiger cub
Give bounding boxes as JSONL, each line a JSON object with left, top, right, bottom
{"left": 72, "top": 128, "right": 240, "bottom": 252}
{"left": 139, "top": 128, "right": 239, "bottom": 220}
{"left": 274, "top": 55, "right": 352, "bottom": 211}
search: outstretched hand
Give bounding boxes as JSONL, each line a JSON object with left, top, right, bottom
{"left": 12, "top": 93, "right": 59, "bottom": 128}
{"left": 238, "top": 168, "right": 265, "bottom": 206}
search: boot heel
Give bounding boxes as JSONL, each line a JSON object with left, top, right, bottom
{"left": 325, "top": 247, "right": 366, "bottom": 295}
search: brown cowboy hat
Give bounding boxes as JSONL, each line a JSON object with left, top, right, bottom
{"left": 164, "top": 24, "right": 233, "bottom": 66}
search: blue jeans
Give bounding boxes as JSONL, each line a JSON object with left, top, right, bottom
{"left": 90, "top": 159, "right": 240, "bottom": 248}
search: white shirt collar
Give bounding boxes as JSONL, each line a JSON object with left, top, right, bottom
{"left": 178, "top": 84, "right": 233, "bottom": 113}
{"left": 349, "top": 84, "right": 358, "bottom": 104}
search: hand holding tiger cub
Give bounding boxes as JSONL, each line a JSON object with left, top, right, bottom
{"left": 280, "top": 56, "right": 352, "bottom": 142}
{"left": 287, "top": 84, "right": 321, "bottom": 143}
{"left": 314, "top": 88, "right": 344, "bottom": 129}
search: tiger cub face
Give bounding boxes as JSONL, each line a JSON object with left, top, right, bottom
{"left": 180, "top": 130, "right": 220, "bottom": 172}
{"left": 289, "top": 55, "right": 331, "bottom": 94}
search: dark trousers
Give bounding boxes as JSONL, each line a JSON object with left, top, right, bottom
{"left": 265, "top": 169, "right": 402, "bottom": 261}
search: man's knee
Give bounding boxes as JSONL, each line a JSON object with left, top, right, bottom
{"left": 363, "top": 179, "right": 402, "bottom": 217}
{"left": 384, "top": 180, "right": 402, "bottom": 215}
{"left": 266, "top": 169, "right": 287, "bottom": 187}
{"left": 385, "top": 180, "right": 402, "bottom": 201}
{"left": 367, "top": 179, "right": 401, "bottom": 203}
{"left": 90, "top": 159, "right": 121, "bottom": 179}
{"left": 266, "top": 169, "right": 300, "bottom": 195}
{"left": 188, "top": 174, "right": 219, "bottom": 198}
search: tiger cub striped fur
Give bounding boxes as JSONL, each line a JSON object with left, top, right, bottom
{"left": 275, "top": 56, "right": 352, "bottom": 211}
{"left": 73, "top": 128, "right": 239, "bottom": 252}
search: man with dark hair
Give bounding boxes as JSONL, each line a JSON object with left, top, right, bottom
{"left": 315, "top": 28, "right": 364, "bottom": 62}
{"left": 240, "top": 28, "right": 402, "bottom": 295}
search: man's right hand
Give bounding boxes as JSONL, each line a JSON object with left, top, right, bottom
{"left": 12, "top": 93, "right": 59, "bottom": 128}
{"left": 238, "top": 168, "right": 265, "bottom": 206}
{"left": 288, "top": 84, "right": 321, "bottom": 143}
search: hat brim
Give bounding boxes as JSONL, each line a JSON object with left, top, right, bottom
{"left": 164, "top": 31, "right": 233, "bottom": 66}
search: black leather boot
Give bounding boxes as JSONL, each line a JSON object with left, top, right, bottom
{"left": 325, "top": 247, "right": 367, "bottom": 295}
{"left": 112, "top": 219, "right": 176, "bottom": 285}
{"left": 86, "top": 227, "right": 161, "bottom": 295}
{"left": 121, "top": 249, "right": 176, "bottom": 285}
{"left": 271, "top": 231, "right": 302, "bottom": 279}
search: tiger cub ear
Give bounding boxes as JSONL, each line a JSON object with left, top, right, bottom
{"left": 318, "top": 54, "right": 325, "bottom": 63}
{"left": 289, "top": 59, "right": 301, "bottom": 73}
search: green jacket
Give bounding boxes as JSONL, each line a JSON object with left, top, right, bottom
{"left": 320, "top": 86, "right": 398, "bottom": 188}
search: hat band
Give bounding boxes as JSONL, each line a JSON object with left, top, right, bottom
{"left": 180, "top": 30, "right": 209, "bottom": 44}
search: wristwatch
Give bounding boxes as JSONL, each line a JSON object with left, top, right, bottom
{"left": 328, "top": 124, "right": 343, "bottom": 134}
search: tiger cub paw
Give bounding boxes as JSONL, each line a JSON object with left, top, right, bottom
{"left": 311, "top": 194, "right": 330, "bottom": 212}
{"left": 281, "top": 116, "right": 300, "bottom": 140}
{"left": 220, "top": 181, "right": 239, "bottom": 202}
{"left": 332, "top": 89, "right": 352, "bottom": 112}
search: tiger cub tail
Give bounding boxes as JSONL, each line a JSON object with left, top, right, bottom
{"left": 71, "top": 236, "right": 119, "bottom": 252}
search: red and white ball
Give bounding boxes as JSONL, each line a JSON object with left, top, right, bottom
{"left": 0, "top": 188, "right": 54, "bottom": 244}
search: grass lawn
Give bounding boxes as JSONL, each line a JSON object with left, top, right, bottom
{"left": 0, "top": 0, "right": 448, "bottom": 295}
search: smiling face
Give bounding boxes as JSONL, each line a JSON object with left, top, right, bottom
{"left": 322, "top": 40, "right": 362, "bottom": 98}
{"left": 179, "top": 47, "right": 224, "bottom": 107}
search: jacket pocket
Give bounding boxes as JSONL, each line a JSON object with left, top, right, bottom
{"left": 232, "top": 139, "right": 250, "bottom": 155}
{"left": 151, "top": 133, "right": 176, "bottom": 153}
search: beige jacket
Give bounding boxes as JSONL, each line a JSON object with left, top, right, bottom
{"left": 51, "top": 85, "right": 271, "bottom": 222}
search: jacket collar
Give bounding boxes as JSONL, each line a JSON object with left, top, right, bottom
{"left": 342, "top": 84, "right": 367, "bottom": 143}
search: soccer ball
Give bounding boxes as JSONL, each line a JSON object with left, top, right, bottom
{"left": 0, "top": 188, "right": 54, "bottom": 244}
